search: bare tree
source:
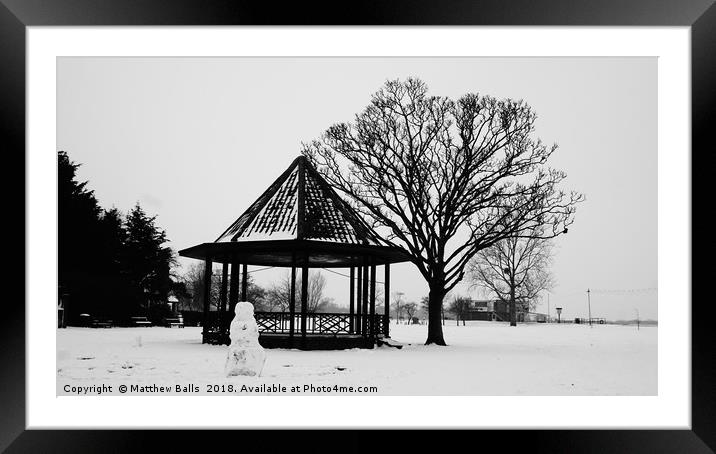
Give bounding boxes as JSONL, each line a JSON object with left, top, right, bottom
{"left": 469, "top": 227, "right": 555, "bottom": 326}
{"left": 403, "top": 302, "right": 418, "bottom": 324}
{"left": 177, "top": 264, "right": 203, "bottom": 311}
{"left": 265, "top": 271, "right": 329, "bottom": 313}
{"left": 181, "top": 263, "right": 266, "bottom": 312}
{"left": 374, "top": 285, "right": 385, "bottom": 312}
{"left": 391, "top": 291, "right": 405, "bottom": 324}
{"left": 303, "top": 77, "right": 582, "bottom": 345}
{"left": 448, "top": 295, "right": 471, "bottom": 326}
{"left": 306, "top": 272, "right": 329, "bottom": 313}
{"left": 181, "top": 263, "right": 221, "bottom": 311}
{"left": 264, "top": 272, "right": 292, "bottom": 312}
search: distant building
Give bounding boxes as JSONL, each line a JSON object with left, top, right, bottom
{"left": 462, "top": 299, "right": 497, "bottom": 321}
{"left": 167, "top": 293, "right": 179, "bottom": 312}
{"left": 462, "top": 298, "right": 546, "bottom": 322}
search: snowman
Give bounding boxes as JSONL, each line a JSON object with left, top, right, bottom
{"left": 224, "top": 301, "right": 267, "bottom": 377}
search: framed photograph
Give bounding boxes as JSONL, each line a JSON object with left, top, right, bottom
{"left": 5, "top": 0, "right": 713, "bottom": 451}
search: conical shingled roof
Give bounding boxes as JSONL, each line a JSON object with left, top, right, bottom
{"left": 215, "top": 156, "right": 387, "bottom": 246}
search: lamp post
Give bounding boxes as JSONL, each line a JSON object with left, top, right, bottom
{"left": 556, "top": 307, "right": 562, "bottom": 323}
{"left": 587, "top": 288, "right": 592, "bottom": 327}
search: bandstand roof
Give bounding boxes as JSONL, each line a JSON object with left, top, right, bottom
{"left": 179, "top": 156, "right": 413, "bottom": 268}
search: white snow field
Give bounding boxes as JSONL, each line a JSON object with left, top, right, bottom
{"left": 57, "top": 321, "right": 656, "bottom": 396}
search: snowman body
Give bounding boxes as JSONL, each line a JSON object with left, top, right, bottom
{"left": 224, "top": 301, "right": 267, "bottom": 377}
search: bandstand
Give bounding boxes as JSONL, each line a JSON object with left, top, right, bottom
{"left": 179, "top": 156, "right": 412, "bottom": 349}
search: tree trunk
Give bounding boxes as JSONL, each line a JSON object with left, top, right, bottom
{"left": 425, "top": 284, "right": 447, "bottom": 345}
{"left": 509, "top": 285, "right": 517, "bottom": 327}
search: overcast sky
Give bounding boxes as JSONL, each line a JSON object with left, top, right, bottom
{"left": 57, "top": 56, "right": 657, "bottom": 321}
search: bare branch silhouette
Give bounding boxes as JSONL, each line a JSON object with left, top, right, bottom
{"left": 303, "top": 77, "right": 583, "bottom": 345}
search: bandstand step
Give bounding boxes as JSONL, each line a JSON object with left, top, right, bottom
{"left": 375, "top": 337, "right": 404, "bottom": 349}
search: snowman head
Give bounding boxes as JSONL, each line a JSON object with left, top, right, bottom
{"left": 235, "top": 301, "right": 255, "bottom": 321}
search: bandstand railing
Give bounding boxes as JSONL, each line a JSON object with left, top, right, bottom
{"left": 254, "top": 312, "right": 387, "bottom": 337}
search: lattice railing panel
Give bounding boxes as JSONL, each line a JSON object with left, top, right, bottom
{"left": 255, "top": 312, "right": 289, "bottom": 333}
{"left": 254, "top": 312, "right": 387, "bottom": 336}
{"left": 312, "top": 313, "right": 351, "bottom": 334}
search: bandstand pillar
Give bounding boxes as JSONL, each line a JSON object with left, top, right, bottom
{"left": 219, "top": 261, "right": 229, "bottom": 335}
{"left": 228, "top": 255, "right": 239, "bottom": 316}
{"left": 370, "top": 263, "right": 376, "bottom": 339}
{"left": 301, "top": 263, "right": 309, "bottom": 345}
{"left": 384, "top": 263, "right": 391, "bottom": 337}
{"left": 362, "top": 258, "right": 369, "bottom": 338}
{"left": 356, "top": 265, "right": 363, "bottom": 335}
{"left": 349, "top": 267, "right": 355, "bottom": 333}
{"left": 201, "top": 257, "right": 213, "bottom": 343}
{"left": 241, "top": 263, "right": 248, "bottom": 301}
{"left": 290, "top": 261, "right": 296, "bottom": 339}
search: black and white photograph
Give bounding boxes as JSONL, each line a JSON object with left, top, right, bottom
{"left": 2, "top": 0, "right": 710, "bottom": 448}
{"left": 56, "top": 56, "right": 658, "bottom": 397}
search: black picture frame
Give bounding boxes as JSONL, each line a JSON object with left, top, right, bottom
{"left": 3, "top": 0, "right": 713, "bottom": 452}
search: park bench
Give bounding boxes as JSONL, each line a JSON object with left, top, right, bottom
{"left": 90, "top": 317, "right": 113, "bottom": 328}
{"left": 164, "top": 316, "right": 184, "bottom": 328}
{"left": 78, "top": 314, "right": 113, "bottom": 328}
{"left": 130, "top": 316, "right": 152, "bottom": 327}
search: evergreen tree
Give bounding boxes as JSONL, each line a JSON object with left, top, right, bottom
{"left": 58, "top": 151, "right": 178, "bottom": 323}
{"left": 94, "top": 208, "right": 131, "bottom": 318}
{"left": 123, "top": 203, "right": 176, "bottom": 319}
{"left": 98, "top": 207, "right": 127, "bottom": 273}
{"left": 58, "top": 151, "right": 104, "bottom": 320}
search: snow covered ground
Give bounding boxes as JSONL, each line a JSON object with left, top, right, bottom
{"left": 56, "top": 321, "right": 656, "bottom": 396}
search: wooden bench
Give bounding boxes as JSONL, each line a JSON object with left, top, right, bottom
{"left": 90, "top": 318, "right": 113, "bottom": 328}
{"left": 130, "top": 317, "right": 152, "bottom": 327}
{"left": 164, "top": 317, "right": 184, "bottom": 328}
